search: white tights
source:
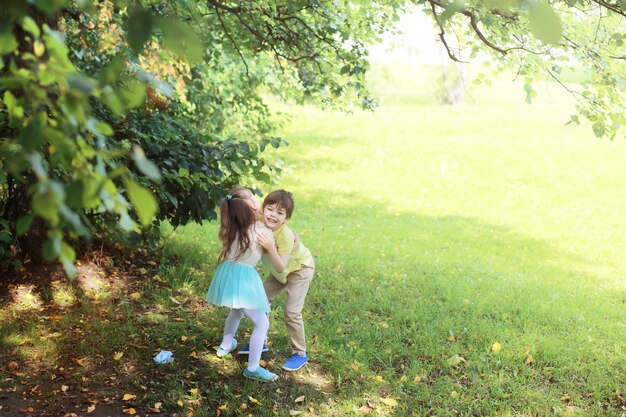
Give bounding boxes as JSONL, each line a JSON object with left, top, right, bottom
{"left": 219, "top": 308, "right": 269, "bottom": 371}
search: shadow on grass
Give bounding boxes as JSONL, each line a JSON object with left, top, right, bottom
{"left": 0, "top": 190, "right": 623, "bottom": 416}
{"left": 154, "top": 188, "right": 625, "bottom": 416}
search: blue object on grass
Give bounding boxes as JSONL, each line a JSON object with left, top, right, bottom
{"left": 153, "top": 350, "right": 174, "bottom": 364}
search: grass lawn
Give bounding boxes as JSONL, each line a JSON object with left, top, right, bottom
{"left": 1, "top": 63, "right": 624, "bottom": 416}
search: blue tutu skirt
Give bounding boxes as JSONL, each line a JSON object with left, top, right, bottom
{"left": 206, "top": 261, "right": 270, "bottom": 313}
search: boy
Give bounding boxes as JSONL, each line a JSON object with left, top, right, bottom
{"left": 241, "top": 189, "right": 315, "bottom": 371}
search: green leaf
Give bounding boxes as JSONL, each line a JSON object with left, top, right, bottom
{"left": 3, "top": 91, "right": 24, "bottom": 123}
{"left": 99, "top": 55, "right": 124, "bottom": 86}
{"left": 592, "top": 121, "right": 606, "bottom": 137}
{"left": 158, "top": 17, "right": 203, "bottom": 63}
{"left": 16, "top": 214, "right": 34, "bottom": 236}
{"left": 59, "top": 203, "right": 85, "bottom": 233}
{"left": 528, "top": 0, "right": 562, "bottom": 45}
{"left": 68, "top": 73, "right": 97, "bottom": 94}
{"left": 60, "top": 241, "right": 76, "bottom": 278}
{"left": 0, "top": 26, "right": 19, "bottom": 54}
{"left": 22, "top": 16, "right": 41, "bottom": 38}
{"left": 125, "top": 8, "right": 154, "bottom": 53}
{"left": 440, "top": 0, "right": 467, "bottom": 21}
{"left": 35, "top": 0, "right": 68, "bottom": 14}
{"left": 42, "top": 29, "right": 73, "bottom": 70}
{"left": 125, "top": 179, "right": 157, "bottom": 226}
{"left": 20, "top": 113, "right": 44, "bottom": 150}
{"left": 117, "top": 80, "right": 146, "bottom": 109}
{"left": 131, "top": 145, "right": 161, "bottom": 181}
{"left": 42, "top": 236, "right": 62, "bottom": 261}
{"left": 102, "top": 86, "right": 124, "bottom": 115}
{"left": 118, "top": 211, "right": 136, "bottom": 232}
{"left": 32, "top": 182, "right": 65, "bottom": 225}
{"left": 85, "top": 118, "right": 114, "bottom": 138}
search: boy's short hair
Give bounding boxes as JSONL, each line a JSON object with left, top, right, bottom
{"left": 263, "top": 189, "right": 294, "bottom": 218}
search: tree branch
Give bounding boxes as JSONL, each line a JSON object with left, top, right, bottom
{"left": 429, "top": 1, "right": 467, "bottom": 63}
{"left": 213, "top": 5, "right": 251, "bottom": 79}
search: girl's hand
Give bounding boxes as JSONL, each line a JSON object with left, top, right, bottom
{"left": 293, "top": 232, "right": 301, "bottom": 251}
{"left": 257, "top": 231, "right": 275, "bottom": 250}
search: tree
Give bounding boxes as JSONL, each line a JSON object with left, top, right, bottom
{"left": 0, "top": 0, "right": 400, "bottom": 274}
{"left": 0, "top": 0, "right": 623, "bottom": 275}
{"left": 417, "top": 0, "right": 625, "bottom": 138}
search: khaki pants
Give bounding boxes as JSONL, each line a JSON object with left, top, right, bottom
{"left": 263, "top": 261, "right": 315, "bottom": 356}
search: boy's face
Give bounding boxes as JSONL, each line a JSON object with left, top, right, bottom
{"left": 262, "top": 203, "right": 288, "bottom": 230}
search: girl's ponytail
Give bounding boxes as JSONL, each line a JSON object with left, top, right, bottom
{"left": 218, "top": 186, "right": 256, "bottom": 262}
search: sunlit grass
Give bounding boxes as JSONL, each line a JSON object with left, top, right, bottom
{"left": 50, "top": 281, "right": 77, "bottom": 307}
{"left": 1, "top": 61, "right": 623, "bottom": 416}
{"left": 12, "top": 285, "right": 43, "bottom": 310}
{"left": 159, "top": 63, "right": 625, "bottom": 415}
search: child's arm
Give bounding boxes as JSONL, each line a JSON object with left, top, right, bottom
{"left": 258, "top": 232, "right": 289, "bottom": 273}
{"left": 293, "top": 231, "right": 301, "bottom": 252}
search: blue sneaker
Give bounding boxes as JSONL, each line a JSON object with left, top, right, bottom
{"left": 282, "top": 353, "right": 308, "bottom": 371}
{"left": 216, "top": 339, "right": 237, "bottom": 357}
{"left": 237, "top": 343, "right": 269, "bottom": 355}
{"left": 243, "top": 366, "right": 278, "bottom": 382}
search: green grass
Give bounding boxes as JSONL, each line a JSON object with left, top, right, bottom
{"left": 162, "top": 63, "right": 625, "bottom": 416}
{"left": 1, "top": 62, "right": 623, "bottom": 416}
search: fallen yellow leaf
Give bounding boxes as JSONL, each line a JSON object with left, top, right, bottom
{"left": 526, "top": 355, "right": 534, "bottom": 364}
{"left": 448, "top": 354, "right": 466, "bottom": 367}
{"left": 374, "top": 375, "right": 384, "bottom": 382}
{"left": 295, "top": 395, "right": 305, "bottom": 403}
{"left": 413, "top": 375, "right": 422, "bottom": 384}
{"left": 249, "top": 396, "right": 260, "bottom": 404}
{"left": 86, "top": 405, "right": 95, "bottom": 413}
{"left": 381, "top": 397, "right": 398, "bottom": 408}
{"left": 122, "top": 408, "right": 136, "bottom": 415}
{"left": 289, "top": 411, "right": 302, "bottom": 416}
{"left": 492, "top": 341, "right": 502, "bottom": 353}
{"left": 177, "top": 400, "right": 184, "bottom": 407}
{"left": 218, "top": 403, "right": 228, "bottom": 410}
{"left": 122, "top": 394, "right": 137, "bottom": 401}
{"left": 114, "top": 352, "right": 124, "bottom": 361}
{"left": 129, "top": 292, "right": 141, "bottom": 300}
{"left": 61, "top": 385, "right": 69, "bottom": 392}
{"left": 239, "top": 403, "right": 248, "bottom": 410}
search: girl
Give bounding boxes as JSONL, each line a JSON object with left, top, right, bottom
{"left": 205, "top": 185, "right": 281, "bottom": 382}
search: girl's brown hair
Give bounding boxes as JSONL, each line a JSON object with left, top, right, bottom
{"left": 218, "top": 185, "right": 257, "bottom": 262}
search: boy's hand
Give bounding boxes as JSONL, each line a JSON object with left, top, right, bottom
{"left": 257, "top": 231, "right": 276, "bottom": 251}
